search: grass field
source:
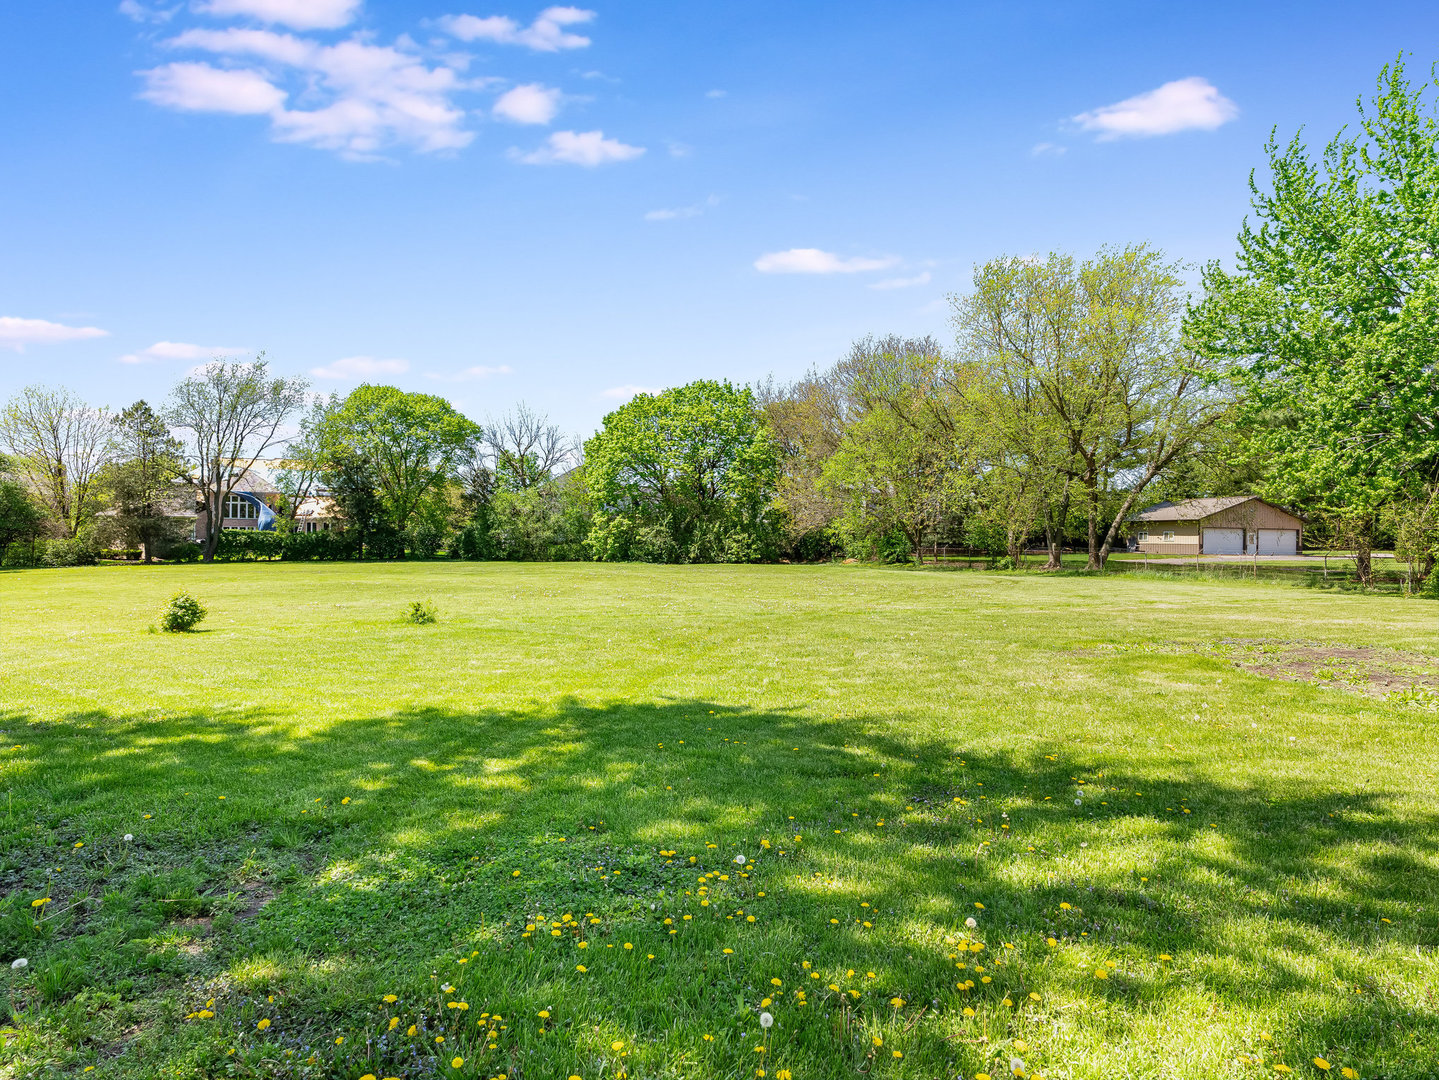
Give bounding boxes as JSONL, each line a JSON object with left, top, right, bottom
{"left": 1, "top": 563, "right": 1436, "bottom": 1080}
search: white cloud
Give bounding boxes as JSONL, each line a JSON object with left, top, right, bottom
{"left": 1030, "top": 141, "right": 1066, "bottom": 157}
{"left": 868, "top": 271, "right": 931, "bottom": 290}
{"left": 0, "top": 317, "right": 109, "bottom": 352}
{"left": 753, "top": 248, "right": 900, "bottom": 275}
{"left": 156, "top": 28, "right": 473, "bottom": 156}
{"left": 601, "top": 384, "right": 661, "bottom": 399}
{"left": 139, "top": 61, "right": 287, "bottom": 113}
{"left": 439, "top": 7, "right": 595, "bottom": 51}
{"left": 195, "top": 0, "right": 361, "bottom": 30}
{"left": 119, "top": 1, "right": 178, "bottom": 22}
{"left": 512, "top": 129, "right": 644, "bottom": 166}
{"left": 310, "top": 355, "right": 411, "bottom": 378}
{"left": 493, "top": 82, "right": 561, "bottom": 124}
{"left": 644, "top": 194, "right": 720, "bottom": 221}
{"left": 704, "top": 88, "right": 726, "bottom": 99}
{"left": 423, "top": 364, "right": 512, "bottom": 382}
{"left": 1074, "top": 76, "right": 1238, "bottom": 140}
{"left": 118, "top": 340, "right": 249, "bottom": 364}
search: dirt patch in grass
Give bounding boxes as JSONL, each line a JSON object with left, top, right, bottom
{"left": 235, "top": 882, "right": 274, "bottom": 921}
{"left": 1215, "top": 639, "right": 1439, "bottom": 700}
{"left": 1085, "top": 639, "right": 1439, "bottom": 706}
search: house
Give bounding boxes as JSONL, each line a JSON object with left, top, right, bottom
{"left": 190, "top": 461, "right": 338, "bottom": 539}
{"left": 1128, "top": 496, "right": 1304, "bottom": 556}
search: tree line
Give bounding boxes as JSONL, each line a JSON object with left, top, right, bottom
{"left": 2, "top": 59, "right": 1436, "bottom": 586}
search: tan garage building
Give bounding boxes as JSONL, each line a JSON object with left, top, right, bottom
{"left": 1129, "top": 496, "right": 1304, "bottom": 556}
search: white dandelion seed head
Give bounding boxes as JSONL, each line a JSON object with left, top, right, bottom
{"left": 734, "top": 855, "right": 745, "bottom": 865}
{"left": 964, "top": 917, "right": 977, "bottom": 928}
{"left": 1075, "top": 799, "right": 1082, "bottom": 805}
{"left": 11, "top": 958, "right": 28, "bottom": 969}
{"left": 759, "top": 1011, "right": 773, "bottom": 1028}
{"left": 1011, "top": 1056, "right": 1026, "bottom": 1074}
{"left": 124, "top": 834, "right": 133, "bottom": 842}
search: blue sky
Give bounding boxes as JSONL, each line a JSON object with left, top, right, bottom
{"left": 2, "top": 1, "right": 1436, "bottom": 437}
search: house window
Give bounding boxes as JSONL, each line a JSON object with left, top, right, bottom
{"left": 1137, "top": 530, "right": 1148, "bottom": 541}
{"left": 224, "top": 494, "right": 258, "bottom": 520}
{"left": 1162, "top": 531, "right": 1174, "bottom": 541}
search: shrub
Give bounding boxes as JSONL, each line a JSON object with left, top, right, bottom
{"left": 159, "top": 591, "right": 207, "bottom": 633}
{"left": 159, "top": 539, "right": 202, "bottom": 563}
{"left": 2, "top": 541, "right": 38, "bottom": 568}
{"left": 404, "top": 599, "right": 438, "bottom": 625}
{"left": 39, "top": 538, "right": 99, "bottom": 568}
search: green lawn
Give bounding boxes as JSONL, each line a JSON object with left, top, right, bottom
{"left": 0, "top": 563, "right": 1435, "bottom": 1080}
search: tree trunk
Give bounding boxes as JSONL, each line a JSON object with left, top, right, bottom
{"left": 1045, "top": 480, "right": 1071, "bottom": 570}
{"left": 1085, "top": 485, "right": 1102, "bottom": 571}
{"left": 1354, "top": 543, "right": 1373, "bottom": 587}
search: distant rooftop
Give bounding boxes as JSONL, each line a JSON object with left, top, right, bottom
{"left": 1131, "top": 496, "right": 1262, "bottom": 522}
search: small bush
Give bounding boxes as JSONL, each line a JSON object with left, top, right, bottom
{"left": 160, "top": 540, "right": 202, "bottom": 563}
{"left": 159, "top": 591, "right": 207, "bottom": 633}
{"left": 404, "top": 599, "right": 438, "bottom": 625}
{"left": 39, "top": 539, "right": 98, "bottom": 568}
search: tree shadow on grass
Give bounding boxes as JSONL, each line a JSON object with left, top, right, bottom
{"left": 0, "top": 702, "right": 1435, "bottom": 1077}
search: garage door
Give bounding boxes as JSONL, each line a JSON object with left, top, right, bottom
{"left": 1257, "top": 529, "right": 1297, "bottom": 555}
{"left": 1204, "top": 528, "right": 1243, "bottom": 555}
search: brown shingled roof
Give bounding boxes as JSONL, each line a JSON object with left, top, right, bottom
{"left": 1131, "top": 496, "right": 1262, "bottom": 522}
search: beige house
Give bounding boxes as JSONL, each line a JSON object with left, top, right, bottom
{"left": 1129, "top": 497, "right": 1304, "bottom": 556}
{"left": 189, "top": 463, "right": 338, "bottom": 540}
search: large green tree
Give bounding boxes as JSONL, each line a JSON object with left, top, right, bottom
{"left": 166, "top": 358, "right": 309, "bottom": 562}
{"left": 0, "top": 453, "right": 48, "bottom": 556}
{"left": 1185, "top": 59, "right": 1439, "bottom": 584}
{"left": 104, "top": 400, "right": 188, "bottom": 562}
{"left": 954, "top": 246, "right": 1229, "bottom": 569}
{"left": 319, "top": 385, "right": 481, "bottom": 536}
{"left": 584, "top": 380, "right": 779, "bottom": 562}
{"left": 0, "top": 385, "right": 115, "bottom": 538}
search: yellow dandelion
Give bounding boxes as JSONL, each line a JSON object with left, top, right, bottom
{"left": 451, "top": 1057, "right": 464, "bottom": 1069}
{"left": 611, "top": 1040, "right": 625, "bottom": 1052}
{"left": 1094, "top": 968, "right": 1108, "bottom": 980}
{"left": 1313, "top": 1061, "right": 1331, "bottom": 1072}
{"left": 383, "top": 994, "right": 398, "bottom": 1003}
{"left": 256, "top": 1018, "right": 270, "bottom": 1030}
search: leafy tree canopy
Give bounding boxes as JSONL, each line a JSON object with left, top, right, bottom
{"left": 319, "top": 384, "right": 482, "bottom": 532}
{"left": 1186, "top": 58, "right": 1439, "bottom": 548}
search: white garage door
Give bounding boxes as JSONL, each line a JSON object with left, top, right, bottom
{"left": 1258, "top": 529, "right": 1297, "bottom": 555}
{"left": 1204, "top": 528, "right": 1243, "bottom": 555}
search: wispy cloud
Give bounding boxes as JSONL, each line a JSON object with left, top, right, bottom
{"left": 868, "top": 271, "right": 931, "bottom": 291}
{"left": 493, "top": 82, "right": 562, "bottom": 124}
{"left": 438, "top": 7, "right": 595, "bottom": 51}
{"left": 1074, "top": 76, "right": 1238, "bottom": 140}
{"left": 753, "top": 248, "right": 899, "bottom": 275}
{"left": 644, "top": 194, "right": 720, "bottom": 221}
{"left": 601, "top": 384, "right": 661, "bottom": 399}
{"left": 140, "top": 61, "right": 287, "bottom": 113}
{"left": 424, "top": 364, "right": 512, "bottom": 382}
{"left": 195, "top": 0, "right": 361, "bottom": 30}
{"left": 1030, "top": 141, "right": 1066, "bottom": 157}
{"left": 512, "top": 129, "right": 644, "bottom": 166}
{"left": 119, "top": 340, "right": 249, "bottom": 364}
{"left": 0, "top": 316, "right": 109, "bottom": 352}
{"left": 704, "top": 88, "right": 726, "bottom": 99}
{"left": 310, "top": 355, "right": 411, "bottom": 379}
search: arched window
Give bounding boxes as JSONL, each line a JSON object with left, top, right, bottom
{"left": 224, "top": 494, "right": 258, "bottom": 520}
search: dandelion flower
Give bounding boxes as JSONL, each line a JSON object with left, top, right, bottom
{"left": 611, "top": 1040, "right": 625, "bottom": 1052}
{"left": 1341, "top": 1069, "right": 1359, "bottom": 1079}
{"left": 383, "top": 994, "right": 398, "bottom": 1003}
{"left": 1313, "top": 1061, "right": 1331, "bottom": 1072}
{"left": 771, "top": 978, "right": 782, "bottom": 987}
{"left": 892, "top": 1051, "right": 903, "bottom": 1059}
{"left": 1094, "top": 968, "right": 1108, "bottom": 980}
{"left": 451, "top": 1057, "right": 464, "bottom": 1069}
{"left": 890, "top": 997, "right": 904, "bottom": 1007}
{"left": 965, "top": 917, "right": 977, "bottom": 928}
{"left": 963, "top": 1006, "right": 975, "bottom": 1016}
{"left": 1028, "top": 992, "right": 1041, "bottom": 1001}
{"left": 538, "top": 1010, "right": 550, "bottom": 1018}
{"left": 10, "top": 958, "right": 28, "bottom": 969}
{"left": 1059, "top": 902, "right": 1071, "bottom": 910}
{"left": 513, "top": 870, "right": 521, "bottom": 877}
{"left": 759, "top": 1012, "right": 773, "bottom": 1029}
{"left": 256, "top": 1018, "right": 270, "bottom": 1030}
{"left": 576, "top": 964, "right": 587, "bottom": 972}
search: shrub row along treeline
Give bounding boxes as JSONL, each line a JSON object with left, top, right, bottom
{"left": 1, "top": 61, "right": 1436, "bottom": 587}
